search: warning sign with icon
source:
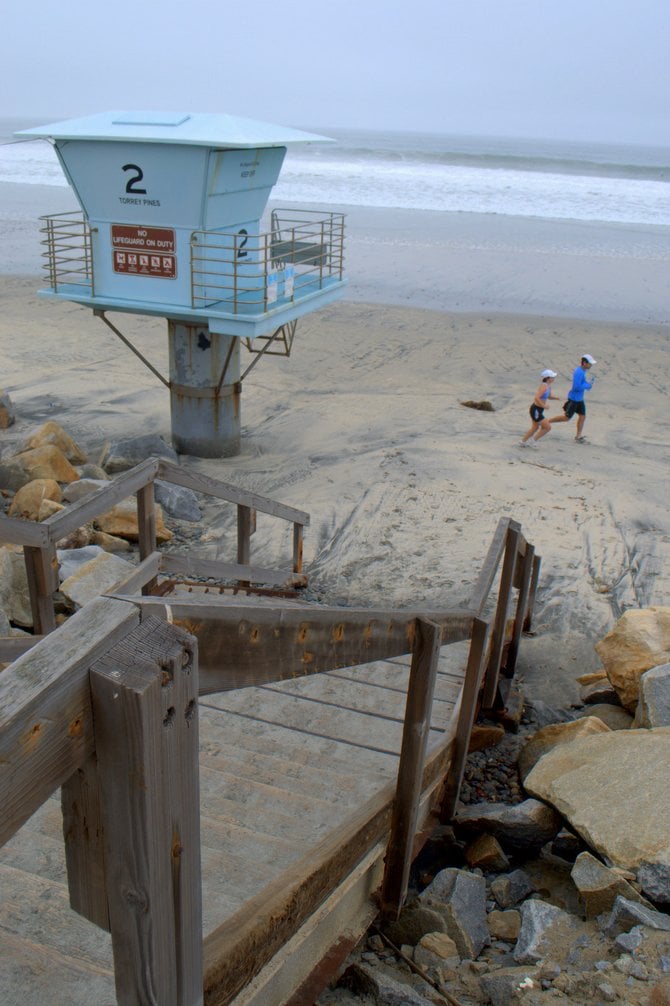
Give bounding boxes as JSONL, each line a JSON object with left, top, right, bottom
{"left": 111, "top": 224, "right": 177, "bottom": 278}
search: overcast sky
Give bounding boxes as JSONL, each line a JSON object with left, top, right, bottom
{"left": 3, "top": 0, "right": 668, "bottom": 144}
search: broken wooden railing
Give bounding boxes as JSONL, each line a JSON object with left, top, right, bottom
{"left": 0, "top": 456, "right": 309, "bottom": 647}
{"left": 0, "top": 516, "right": 538, "bottom": 1005}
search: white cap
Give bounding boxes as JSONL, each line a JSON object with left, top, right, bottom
{"left": 541, "top": 369, "right": 557, "bottom": 378}
{"left": 583, "top": 354, "right": 597, "bottom": 364}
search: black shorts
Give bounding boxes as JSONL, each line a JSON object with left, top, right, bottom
{"left": 563, "top": 399, "right": 586, "bottom": 419}
{"left": 530, "top": 404, "right": 545, "bottom": 422}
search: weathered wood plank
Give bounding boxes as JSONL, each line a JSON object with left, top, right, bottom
{"left": 0, "top": 516, "right": 50, "bottom": 547}
{"left": 0, "top": 635, "right": 43, "bottom": 662}
{"left": 482, "top": 524, "right": 520, "bottom": 710}
{"left": 440, "top": 617, "right": 490, "bottom": 819}
{"left": 130, "top": 598, "right": 475, "bottom": 693}
{"left": 90, "top": 617, "right": 202, "bottom": 1006}
{"left": 62, "top": 754, "right": 110, "bottom": 931}
{"left": 0, "top": 596, "right": 140, "bottom": 846}
{"left": 381, "top": 618, "right": 442, "bottom": 919}
{"left": 41, "top": 457, "right": 160, "bottom": 541}
{"left": 158, "top": 552, "right": 297, "bottom": 587}
{"left": 111, "top": 550, "right": 162, "bottom": 596}
{"left": 504, "top": 541, "right": 535, "bottom": 678}
{"left": 136, "top": 482, "right": 158, "bottom": 594}
{"left": 23, "top": 543, "right": 58, "bottom": 634}
{"left": 202, "top": 712, "right": 459, "bottom": 1006}
{"left": 157, "top": 460, "right": 310, "bottom": 525}
{"left": 466, "top": 516, "right": 510, "bottom": 615}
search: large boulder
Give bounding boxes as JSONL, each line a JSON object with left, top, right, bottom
{"left": 453, "top": 799, "right": 563, "bottom": 855}
{"left": 22, "top": 421, "right": 87, "bottom": 464}
{"left": 595, "top": 607, "right": 670, "bottom": 711}
{"left": 517, "top": 716, "right": 611, "bottom": 782}
{"left": 0, "top": 390, "right": 16, "bottom": 429}
{"left": 417, "top": 867, "right": 489, "bottom": 959}
{"left": 8, "top": 478, "right": 62, "bottom": 520}
{"left": 12, "top": 445, "right": 80, "bottom": 484}
{"left": 102, "top": 435, "right": 177, "bottom": 473}
{"left": 634, "top": 663, "right": 670, "bottom": 728}
{"left": 524, "top": 729, "right": 670, "bottom": 873}
{"left": 59, "top": 551, "right": 137, "bottom": 608}
{"left": 94, "top": 498, "right": 173, "bottom": 543}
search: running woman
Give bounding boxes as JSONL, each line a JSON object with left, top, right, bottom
{"left": 519, "top": 369, "right": 559, "bottom": 448}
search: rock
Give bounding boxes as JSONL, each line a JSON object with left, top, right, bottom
{"left": 38, "top": 499, "right": 65, "bottom": 521}
{"left": 90, "top": 531, "right": 132, "bottom": 553}
{"left": 56, "top": 545, "right": 107, "bottom": 583}
{"left": 479, "top": 967, "right": 539, "bottom": 1006}
{"left": 22, "top": 421, "right": 87, "bottom": 464}
{"left": 61, "top": 478, "right": 110, "bottom": 503}
{"left": 524, "top": 698, "right": 571, "bottom": 728}
{"left": 102, "top": 435, "right": 178, "bottom": 473}
{"left": 59, "top": 551, "right": 137, "bottom": 608}
{"left": 579, "top": 679, "right": 621, "bottom": 705}
{"left": 513, "top": 899, "right": 579, "bottom": 964}
{"left": 413, "top": 931, "right": 459, "bottom": 972}
{"left": 78, "top": 463, "right": 109, "bottom": 480}
{"left": 550, "top": 828, "right": 584, "bottom": 862}
{"left": 572, "top": 703, "right": 634, "bottom": 730}
{"left": 635, "top": 663, "right": 670, "bottom": 727}
{"left": 595, "top": 606, "right": 670, "bottom": 711}
{"left": 7, "top": 478, "right": 62, "bottom": 519}
{"left": 637, "top": 862, "right": 670, "bottom": 905}
{"left": 571, "top": 851, "right": 650, "bottom": 918}
{"left": 94, "top": 498, "right": 173, "bottom": 543}
{"left": 524, "top": 729, "right": 670, "bottom": 873}
{"left": 0, "top": 390, "right": 16, "bottom": 428}
{"left": 382, "top": 905, "right": 447, "bottom": 947}
{"left": 0, "top": 546, "right": 33, "bottom": 627}
{"left": 344, "top": 962, "right": 435, "bottom": 1005}
{"left": 12, "top": 445, "right": 80, "bottom": 484}
{"left": 154, "top": 479, "right": 202, "bottom": 522}
{"left": 604, "top": 895, "right": 670, "bottom": 937}
{"left": 417, "top": 867, "right": 489, "bottom": 958}
{"left": 468, "top": 723, "right": 505, "bottom": 752}
{"left": 490, "top": 869, "right": 535, "bottom": 909}
{"left": 0, "top": 456, "right": 33, "bottom": 493}
{"left": 464, "top": 833, "right": 510, "bottom": 872}
{"left": 517, "top": 716, "right": 611, "bottom": 781}
{"left": 454, "top": 799, "right": 563, "bottom": 855}
{"left": 488, "top": 909, "right": 521, "bottom": 941}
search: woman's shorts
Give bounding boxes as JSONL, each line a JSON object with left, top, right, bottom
{"left": 530, "top": 405, "right": 545, "bottom": 422}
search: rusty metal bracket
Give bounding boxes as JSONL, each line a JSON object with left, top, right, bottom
{"left": 94, "top": 311, "right": 170, "bottom": 388}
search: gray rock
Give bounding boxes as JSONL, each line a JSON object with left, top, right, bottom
{"left": 479, "top": 967, "right": 539, "bottom": 1006}
{"left": 513, "top": 899, "right": 574, "bottom": 964}
{"left": 418, "top": 867, "right": 489, "bottom": 958}
{"left": 154, "top": 480, "right": 202, "bottom": 522}
{"left": 524, "top": 699, "right": 570, "bottom": 727}
{"left": 490, "top": 869, "right": 535, "bottom": 909}
{"left": 0, "top": 456, "right": 32, "bottom": 493}
{"left": 637, "top": 861, "right": 670, "bottom": 905}
{"left": 102, "top": 435, "right": 177, "bottom": 473}
{"left": 614, "top": 926, "right": 644, "bottom": 953}
{"left": 454, "top": 798, "right": 563, "bottom": 854}
{"left": 57, "top": 545, "right": 107, "bottom": 583}
{"left": 78, "top": 464, "right": 109, "bottom": 480}
{"left": 346, "top": 962, "right": 435, "bottom": 1005}
{"left": 0, "top": 389, "right": 16, "bottom": 427}
{"left": 382, "top": 906, "right": 447, "bottom": 947}
{"left": 60, "top": 551, "right": 137, "bottom": 608}
{"left": 603, "top": 895, "right": 670, "bottom": 937}
{"left": 61, "top": 478, "right": 110, "bottom": 503}
{"left": 635, "top": 663, "right": 670, "bottom": 727}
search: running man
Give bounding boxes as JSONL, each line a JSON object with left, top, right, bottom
{"left": 519, "top": 368, "right": 560, "bottom": 448}
{"left": 550, "top": 354, "right": 597, "bottom": 442}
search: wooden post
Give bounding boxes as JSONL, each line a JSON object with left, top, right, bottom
{"left": 23, "top": 543, "right": 58, "bottom": 634}
{"left": 380, "top": 617, "right": 442, "bottom": 920}
{"left": 88, "top": 616, "right": 202, "bottom": 1005}
{"left": 293, "top": 522, "right": 304, "bottom": 574}
{"left": 440, "top": 617, "right": 490, "bottom": 821}
{"left": 237, "top": 504, "right": 252, "bottom": 590}
{"left": 523, "top": 554, "right": 542, "bottom": 633}
{"left": 481, "top": 524, "right": 520, "bottom": 710}
{"left": 136, "top": 482, "right": 158, "bottom": 595}
{"left": 503, "top": 542, "right": 535, "bottom": 678}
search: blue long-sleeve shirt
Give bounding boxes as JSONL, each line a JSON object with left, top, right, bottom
{"left": 568, "top": 366, "right": 593, "bottom": 402}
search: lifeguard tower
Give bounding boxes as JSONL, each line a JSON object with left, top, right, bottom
{"left": 17, "top": 111, "right": 346, "bottom": 456}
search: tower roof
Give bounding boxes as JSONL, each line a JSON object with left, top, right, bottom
{"left": 16, "top": 111, "right": 333, "bottom": 148}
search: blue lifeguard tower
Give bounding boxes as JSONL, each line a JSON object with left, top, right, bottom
{"left": 17, "top": 111, "right": 346, "bottom": 456}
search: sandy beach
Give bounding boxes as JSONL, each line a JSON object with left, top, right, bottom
{"left": 2, "top": 184, "right": 670, "bottom": 706}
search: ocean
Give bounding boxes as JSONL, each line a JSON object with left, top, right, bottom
{"left": 1, "top": 117, "right": 669, "bottom": 228}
